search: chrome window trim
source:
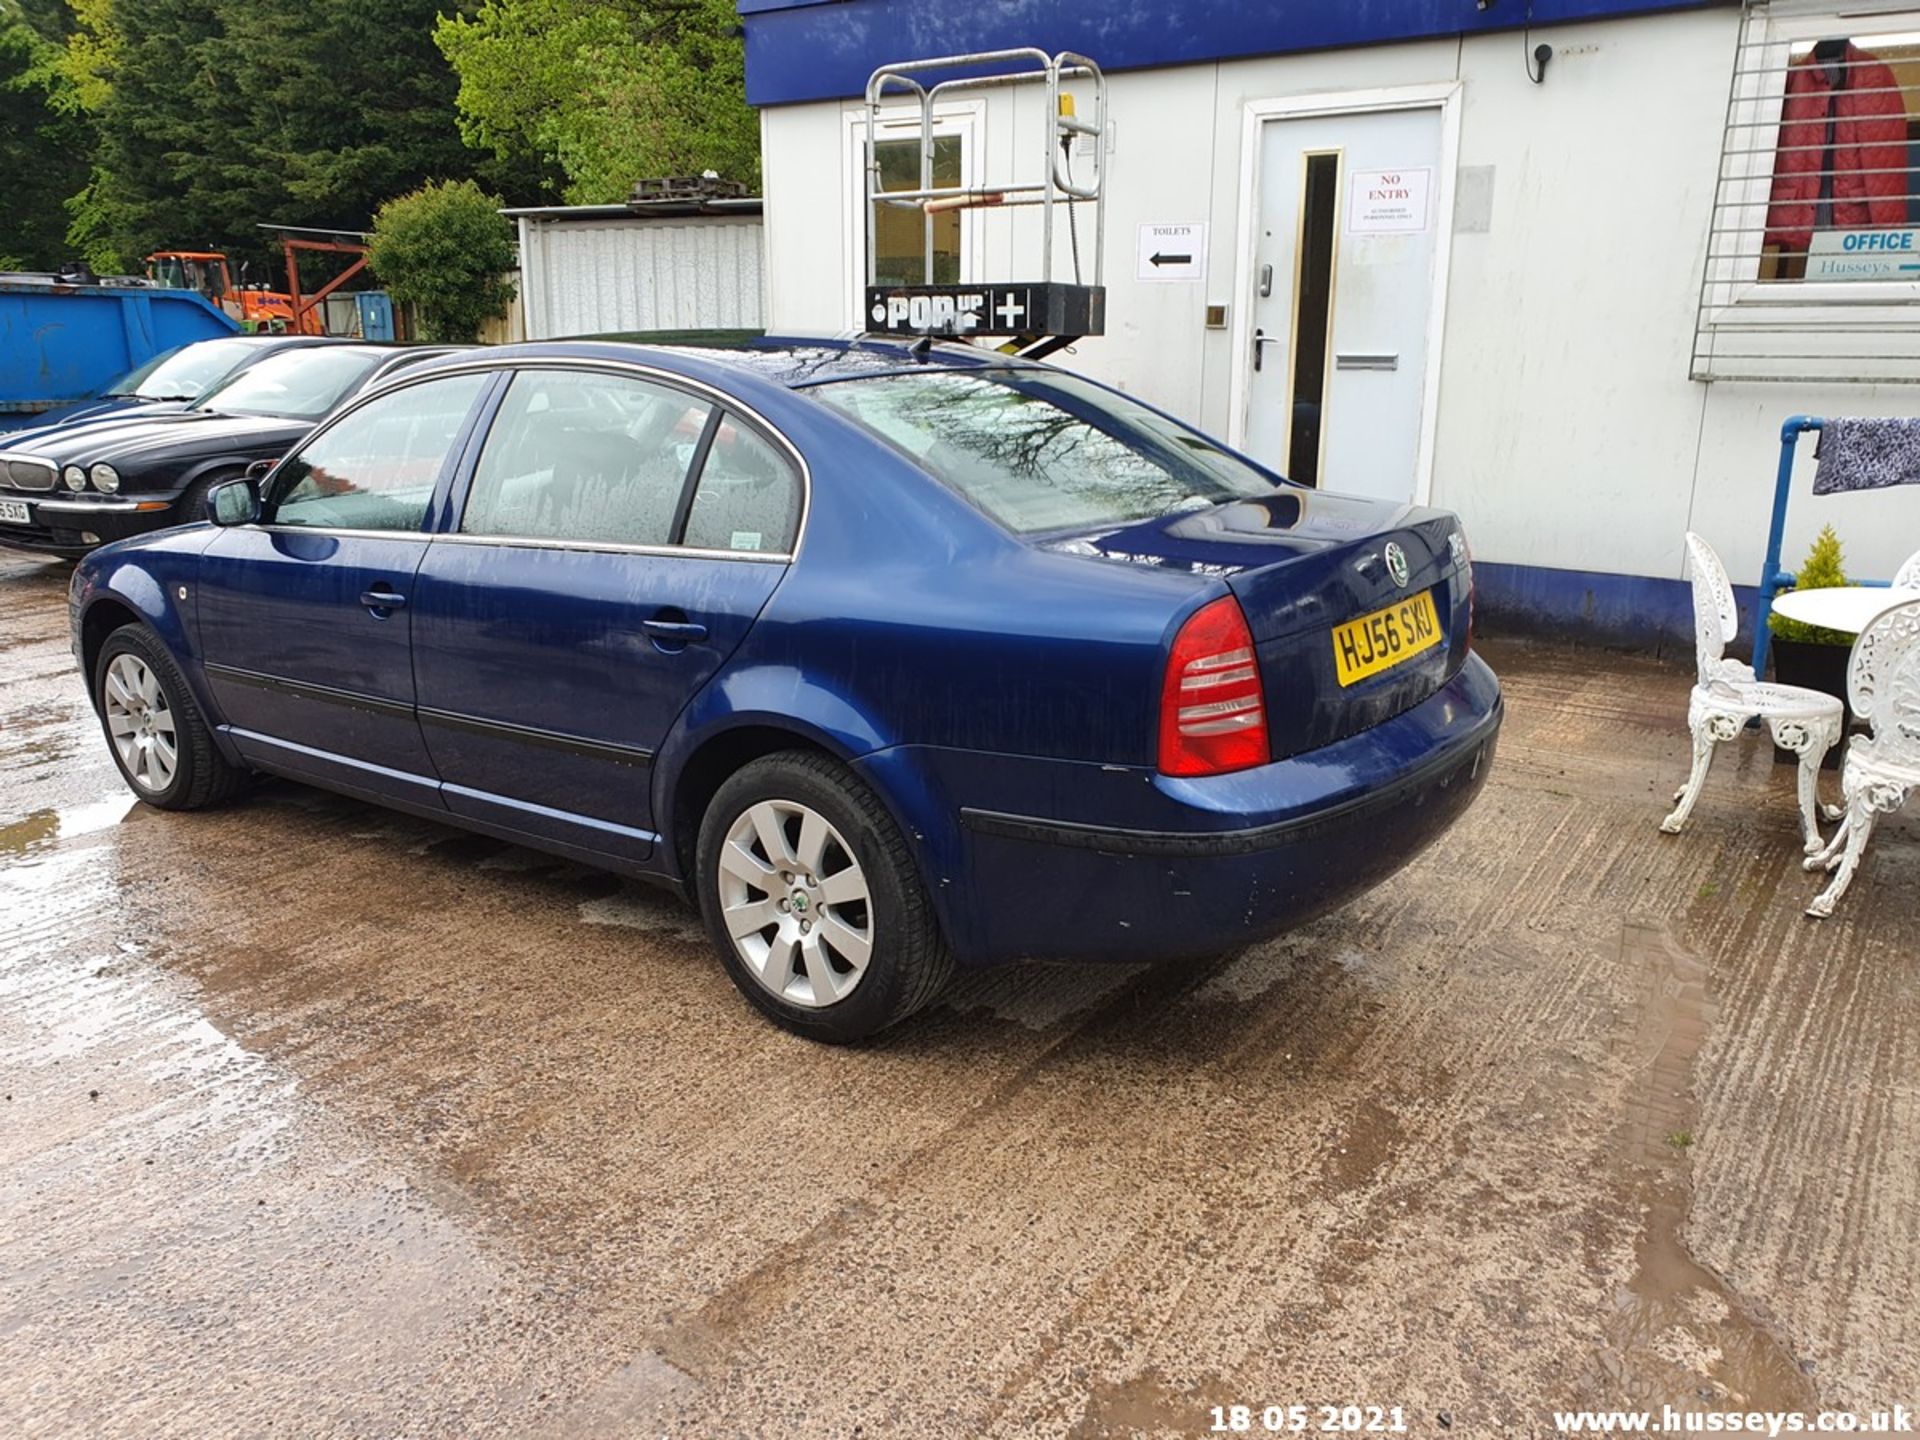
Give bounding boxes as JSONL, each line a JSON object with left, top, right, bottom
{"left": 242, "top": 524, "right": 436, "bottom": 543}
{"left": 254, "top": 354, "right": 812, "bottom": 562}
{"left": 238, "top": 523, "right": 791, "bottom": 563}
{"left": 430, "top": 531, "right": 792, "bottom": 563}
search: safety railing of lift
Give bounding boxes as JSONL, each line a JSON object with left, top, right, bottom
{"left": 863, "top": 48, "right": 1106, "bottom": 292}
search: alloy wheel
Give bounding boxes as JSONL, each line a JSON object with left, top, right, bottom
{"left": 716, "top": 798, "right": 874, "bottom": 1008}
{"left": 103, "top": 652, "right": 178, "bottom": 794}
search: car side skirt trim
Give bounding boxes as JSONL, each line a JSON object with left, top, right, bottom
{"left": 226, "top": 728, "right": 672, "bottom": 883}
{"left": 440, "top": 782, "right": 661, "bottom": 845}
{"left": 959, "top": 707, "right": 1500, "bottom": 860}
{"left": 206, "top": 662, "right": 655, "bottom": 767}
{"left": 223, "top": 725, "right": 445, "bottom": 802}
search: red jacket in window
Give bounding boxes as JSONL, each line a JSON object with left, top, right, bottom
{"left": 1763, "top": 44, "right": 1909, "bottom": 251}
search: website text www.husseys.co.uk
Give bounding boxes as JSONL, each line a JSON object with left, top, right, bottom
{"left": 1552, "top": 1405, "right": 1913, "bottom": 1435}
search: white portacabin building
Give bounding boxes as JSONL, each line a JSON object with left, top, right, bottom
{"left": 739, "top": 0, "right": 1920, "bottom": 646}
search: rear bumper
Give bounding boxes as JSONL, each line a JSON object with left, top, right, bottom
{"left": 865, "top": 653, "right": 1502, "bottom": 967}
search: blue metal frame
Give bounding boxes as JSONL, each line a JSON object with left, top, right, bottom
{"left": 1752, "top": 415, "right": 1892, "bottom": 681}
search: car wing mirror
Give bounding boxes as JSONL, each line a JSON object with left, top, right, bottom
{"left": 206, "top": 477, "right": 260, "bottom": 527}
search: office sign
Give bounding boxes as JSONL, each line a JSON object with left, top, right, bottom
{"left": 1807, "top": 228, "right": 1920, "bottom": 280}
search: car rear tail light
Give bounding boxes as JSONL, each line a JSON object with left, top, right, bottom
{"left": 1159, "top": 595, "right": 1270, "bottom": 777}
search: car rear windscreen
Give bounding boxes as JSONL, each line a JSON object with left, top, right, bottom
{"left": 809, "top": 368, "right": 1279, "bottom": 536}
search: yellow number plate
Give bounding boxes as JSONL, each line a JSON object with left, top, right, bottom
{"left": 1331, "top": 590, "right": 1442, "bottom": 687}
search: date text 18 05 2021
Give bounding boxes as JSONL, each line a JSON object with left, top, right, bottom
{"left": 1210, "top": 1405, "right": 1410, "bottom": 1434}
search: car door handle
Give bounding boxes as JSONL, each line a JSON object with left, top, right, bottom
{"left": 642, "top": 618, "right": 708, "bottom": 642}
{"left": 360, "top": 587, "right": 408, "bottom": 612}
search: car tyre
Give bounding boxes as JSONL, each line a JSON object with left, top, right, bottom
{"left": 696, "top": 750, "right": 953, "bottom": 1042}
{"left": 94, "top": 625, "right": 247, "bottom": 810}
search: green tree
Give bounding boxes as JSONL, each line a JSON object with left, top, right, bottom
{"left": 368, "top": 178, "right": 516, "bottom": 342}
{"left": 0, "top": 5, "right": 90, "bottom": 269}
{"left": 435, "top": 0, "right": 758, "bottom": 205}
{"left": 59, "top": 0, "right": 529, "bottom": 273}
{"left": 1770, "top": 525, "right": 1853, "bottom": 647}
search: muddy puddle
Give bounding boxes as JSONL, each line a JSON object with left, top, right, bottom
{"left": 1591, "top": 922, "right": 1815, "bottom": 1413}
{"left": 0, "top": 793, "right": 137, "bottom": 857}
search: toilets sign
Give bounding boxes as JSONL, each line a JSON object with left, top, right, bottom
{"left": 1136, "top": 223, "right": 1207, "bottom": 281}
{"left": 1808, "top": 228, "right": 1920, "bottom": 280}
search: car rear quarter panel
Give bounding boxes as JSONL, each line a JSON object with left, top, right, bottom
{"left": 650, "top": 396, "right": 1217, "bottom": 939}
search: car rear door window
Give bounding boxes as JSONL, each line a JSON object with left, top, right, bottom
{"left": 461, "top": 370, "right": 712, "bottom": 547}
{"left": 680, "top": 416, "right": 800, "bottom": 554}
{"left": 267, "top": 371, "right": 489, "bottom": 532}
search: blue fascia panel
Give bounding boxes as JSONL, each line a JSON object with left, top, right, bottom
{"left": 1475, "top": 560, "right": 1743, "bottom": 661}
{"left": 739, "top": 0, "right": 1731, "bottom": 107}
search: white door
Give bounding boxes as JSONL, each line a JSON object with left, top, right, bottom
{"left": 1243, "top": 107, "right": 1444, "bottom": 502}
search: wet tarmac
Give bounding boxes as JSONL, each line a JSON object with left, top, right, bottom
{"left": 2, "top": 548, "right": 1916, "bottom": 1437}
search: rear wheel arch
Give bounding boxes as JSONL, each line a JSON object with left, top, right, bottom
{"left": 667, "top": 723, "right": 845, "bottom": 884}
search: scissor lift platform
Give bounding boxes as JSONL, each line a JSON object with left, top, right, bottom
{"left": 862, "top": 49, "right": 1106, "bottom": 360}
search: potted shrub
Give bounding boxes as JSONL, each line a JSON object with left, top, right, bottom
{"left": 1769, "top": 524, "right": 1853, "bottom": 764}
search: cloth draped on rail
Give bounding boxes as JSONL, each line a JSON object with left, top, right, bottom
{"left": 1812, "top": 417, "right": 1920, "bottom": 494}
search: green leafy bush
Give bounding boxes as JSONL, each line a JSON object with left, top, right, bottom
{"left": 1769, "top": 524, "right": 1853, "bottom": 646}
{"left": 368, "top": 180, "right": 517, "bottom": 343}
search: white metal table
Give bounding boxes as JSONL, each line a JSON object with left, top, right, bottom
{"left": 1769, "top": 585, "right": 1920, "bottom": 637}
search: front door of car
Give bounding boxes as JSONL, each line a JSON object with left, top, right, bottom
{"left": 197, "top": 370, "right": 494, "bottom": 802}
{"left": 410, "top": 367, "right": 801, "bottom": 861}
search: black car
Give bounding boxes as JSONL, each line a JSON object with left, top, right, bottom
{"left": 0, "top": 345, "right": 458, "bottom": 557}
{"left": 18, "top": 334, "right": 356, "bottom": 437}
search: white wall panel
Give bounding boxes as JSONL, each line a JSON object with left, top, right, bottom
{"left": 521, "top": 216, "right": 764, "bottom": 340}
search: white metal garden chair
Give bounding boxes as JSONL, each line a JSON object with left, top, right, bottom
{"left": 1894, "top": 547, "right": 1920, "bottom": 590}
{"left": 1660, "top": 532, "right": 1844, "bottom": 854}
{"left": 1802, "top": 597, "right": 1920, "bottom": 918}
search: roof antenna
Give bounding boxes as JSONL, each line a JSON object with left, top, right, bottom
{"left": 909, "top": 334, "right": 934, "bottom": 362}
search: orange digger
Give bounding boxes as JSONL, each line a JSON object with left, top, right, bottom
{"left": 143, "top": 250, "right": 322, "bottom": 335}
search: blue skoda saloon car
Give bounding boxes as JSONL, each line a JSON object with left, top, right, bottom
{"left": 68, "top": 336, "right": 1502, "bottom": 1041}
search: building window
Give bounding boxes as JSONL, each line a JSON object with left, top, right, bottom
{"left": 869, "top": 134, "right": 965, "bottom": 287}
{"left": 1756, "top": 31, "right": 1920, "bottom": 282}
{"left": 1696, "top": 7, "right": 1920, "bottom": 382}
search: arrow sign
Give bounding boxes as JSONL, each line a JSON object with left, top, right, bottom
{"left": 1137, "top": 223, "right": 1207, "bottom": 282}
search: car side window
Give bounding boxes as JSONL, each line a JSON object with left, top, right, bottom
{"left": 681, "top": 415, "right": 801, "bottom": 555}
{"left": 267, "top": 372, "right": 489, "bottom": 532}
{"left": 461, "top": 370, "right": 712, "bottom": 547}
